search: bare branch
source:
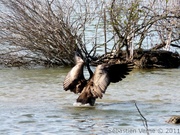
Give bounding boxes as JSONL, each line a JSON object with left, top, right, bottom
{"left": 134, "top": 102, "right": 149, "bottom": 135}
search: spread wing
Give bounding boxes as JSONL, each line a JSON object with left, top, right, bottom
{"left": 63, "top": 54, "right": 86, "bottom": 93}
{"left": 90, "top": 63, "right": 133, "bottom": 98}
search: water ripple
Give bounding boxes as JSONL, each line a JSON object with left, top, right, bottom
{"left": 0, "top": 68, "right": 179, "bottom": 134}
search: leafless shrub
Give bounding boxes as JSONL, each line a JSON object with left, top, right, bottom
{"left": 0, "top": 0, "right": 103, "bottom": 67}
{"left": 0, "top": 0, "right": 179, "bottom": 67}
{"left": 106, "top": 0, "right": 180, "bottom": 59}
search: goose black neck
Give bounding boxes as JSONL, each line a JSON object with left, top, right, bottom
{"left": 86, "top": 61, "right": 93, "bottom": 78}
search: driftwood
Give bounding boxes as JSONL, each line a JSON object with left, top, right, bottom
{"left": 167, "top": 116, "right": 180, "bottom": 124}
{"left": 133, "top": 50, "right": 180, "bottom": 68}
{"left": 92, "top": 49, "right": 180, "bottom": 69}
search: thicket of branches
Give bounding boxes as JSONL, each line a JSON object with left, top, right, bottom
{"left": 0, "top": 0, "right": 179, "bottom": 67}
{"left": 0, "top": 0, "right": 102, "bottom": 67}
{"left": 106, "top": 0, "right": 180, "bottom": 60}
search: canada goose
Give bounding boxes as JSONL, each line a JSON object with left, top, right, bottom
{"left": 63, "top": 52, "right": 133, "bottom": 106}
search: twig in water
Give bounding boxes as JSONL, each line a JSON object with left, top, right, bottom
{"left": 134, "top": 102, "right": 149, "bottom": 135}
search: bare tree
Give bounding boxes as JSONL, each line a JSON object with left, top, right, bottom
{"left": 106, "top": 0, "right": 179, "bottom": 60}
{"left": 0, "top": 0, "right": 103, "bottom": 67}
{"left": 151, "top": 0, "right": 180, "bottom": 50}
{"left": 0, "top": 0, "right": 179, "bottom": 68}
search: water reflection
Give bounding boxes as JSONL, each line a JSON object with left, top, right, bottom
{"left": 0, "top": 68, "right": 179, "bottom": 134}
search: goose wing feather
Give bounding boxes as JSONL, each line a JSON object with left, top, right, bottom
{"left": 90, "top": 63, "right": 133, "bottom": 98}
{"left": 63, "top": 55, "right": 86, "bottom": 93}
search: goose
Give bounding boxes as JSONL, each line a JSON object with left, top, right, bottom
{"left": 63, "top": 52, "right": 133, "bottom": 106}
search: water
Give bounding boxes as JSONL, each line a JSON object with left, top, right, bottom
{"left": 0, "top": 68, "right": 180, "bottom": 135}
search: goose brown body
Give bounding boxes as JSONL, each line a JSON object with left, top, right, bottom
{"left": 63, "top": 53, "right": 133, "bottom": 106}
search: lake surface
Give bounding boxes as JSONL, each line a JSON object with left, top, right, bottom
{"left": 0, "top": 67, "right": 180, "bottom": 135}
